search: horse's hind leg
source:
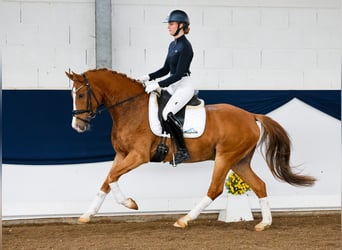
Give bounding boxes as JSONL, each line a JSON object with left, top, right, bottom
{"left": 232, "top": 153, "right": 272, "bottom": 231}
{"left": 174, "top": 154, "right": 231, "bottom": 228}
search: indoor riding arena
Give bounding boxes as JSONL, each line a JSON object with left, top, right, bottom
{"left": 2, "top": 1, "right": 341, "bottom": 249}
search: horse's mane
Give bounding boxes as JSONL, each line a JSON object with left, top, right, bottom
{"left": 85, "top": 68, "right": 141, "bottom": 85}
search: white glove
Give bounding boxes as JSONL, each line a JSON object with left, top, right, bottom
{"left": 145, "top": 81, "right": 160, "bottom": 94}
{"left": 137, "top": 75, "right": 150, "bottom": 84}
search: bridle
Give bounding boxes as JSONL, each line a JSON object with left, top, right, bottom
{"left": 71, "top": 74, "right": 100, "bottom": 123}
{"left": 72, "top": 74, "right": 145, "bottom": 124}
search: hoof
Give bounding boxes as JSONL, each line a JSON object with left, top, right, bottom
{"left": 123, "top": 198, "right": 139, "bottom": 210}
{"left": 173, "top": 220, "right": 187, "bottom": 228}
{"left": 173, "top": 215, "right": 192, "bottom": 228}
{"left": 78, "top": 215, "right": 91, "bottom": 224}
{"left": 254, "top": 222, "right": 271, "bottom": 231}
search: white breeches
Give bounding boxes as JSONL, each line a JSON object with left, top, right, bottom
{"left": 162, "top": 76, "right": 195, "bottom": 120}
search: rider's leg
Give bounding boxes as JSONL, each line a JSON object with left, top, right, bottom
{"left": 162, "top": 77, "right": 194, "bottom": 165}
{"left": 162, "top": 77, "right": 194, "bottom": 120}
{"left": 165, "top": 112, "right": 190, "bottom": 164}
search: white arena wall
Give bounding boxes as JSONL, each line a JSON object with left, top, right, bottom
{"left": 1, "top": 0, "right": 341, "bottom": 219}
{"left": 1, "top": 0, "right": 341, "bottom": 90}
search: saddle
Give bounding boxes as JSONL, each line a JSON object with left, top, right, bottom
{"left": 157, "top": 90, "right": 202, "bottom": 131}
{"left": 149, "top": 90, "right": 206, "bottom": 162}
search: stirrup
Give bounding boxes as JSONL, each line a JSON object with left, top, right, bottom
{"left": 170, "top": 148, "right": 190, "bottom": 166}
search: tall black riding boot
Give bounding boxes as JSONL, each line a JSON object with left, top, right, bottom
{"left": 166, "top": 112, "right": 190, "bottom": 165}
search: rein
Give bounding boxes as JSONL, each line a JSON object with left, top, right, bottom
{"left": 72, "top": 73, "right": 145, "bottom": 123}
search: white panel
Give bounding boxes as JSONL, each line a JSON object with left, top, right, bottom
{"left": 233, "top": 49, "right": 261, "bottom": 69}
{"left": 112, "top": 5, "right": 144, "bottom": 26}
{"left": 21, "top": 2, "right": 54, "bottom": 25}
{"left": 112, "top": 25, "right": 130, "bottom": 48}
{"left": 69, "top": 25, "right": 95, "bottom": 48}
{"left": 112, "top": 47, "right": 145, "bottom": 76}
{"left": 204, "top": 48, "right": 233, "bottom": 69}
{"left": 2, "top": 1, "right": 341, "bottom": 89}
{"left": 3, "top": 46, "right": 47, "bottom": 68}
{"left": 191, "top": 68, "right": 221, "bottom": 89}
{"left": 2, "top": 1, "right": 95, "bottom": 89}
{"left": 316, "top": 49, "right": 342, "bottom": 69}
{"left": 289, "top": 9, "right": 317, "bottom": 28}
{"left": 218, "top": 69, "right": 249, "bottom": 88}
{"left": 255, "top": 28, "right": 304, "bottom": 49}
{"left": 303, "top": 69, "right": 341, "bottom": 89}
{"left": 143, "top": 6, "right": 172, "bottom": 25}
{"left": 302, "top": 28, "right": 342, "bottom": 49}
{"left": 260, "top": 8, "right": 289, "bottom": 28}
{"left": 55, "top": 46, "right": 93, "bottom": 74}
{"left": 38, "top": 66, "right": 70, "bottom": 89}
{"left": 189, "top": 28, "right": 223, "bottom": 48}
{"left": 233, "top": 7, "right": 261, "bottom": 26}
{"left": 219, "top": 26, "right": 262, "bottom": 48}
{"left": 3, "top": 64, "right": 38, "bottom": 88}
{"left": 16, "top": 0, "right": 94, "bottom": 2}
{"left": 317, "top": 9, "right": 342, "bottom": 28}
{"left": 4, "top": 23, "right": 39, "bottom": 46}
{"left": 110, "top": 0, "right": 340, "bottom": 9}
{"left": 262, "top": 49, "right": 317, "bottom": 70}
{"left": 130, "top": 26, "right": 168, "bottom": 49}
{"left": 0, "top": 2, "right": 20, "bottom": 25}
{"left": 36, "top": 23, "right": 70, "bottom": 47}
{"left": 245, "top": 69, "right": 304, "bottom": 89}
{"left": 202, "top": 7, "right": 232, "bottom": 27}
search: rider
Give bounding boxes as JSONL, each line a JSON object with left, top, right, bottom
{"left": 138, "top": 10, "right": 194, "bottom": 165}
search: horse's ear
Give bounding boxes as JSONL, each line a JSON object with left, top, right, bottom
{"left": 66, "top": 71, "right": 83, "bottom": 81}
{"left": 71, "top": 71, "right": 84, "bottom": 81}
{"left": 65, "top": 71, "right": 74, "bottom": 80}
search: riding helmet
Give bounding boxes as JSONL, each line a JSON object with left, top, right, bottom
{"left": 164, "top": 10, "right": 190, "bottom": 25}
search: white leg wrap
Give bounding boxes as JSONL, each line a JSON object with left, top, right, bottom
{"left": 259, "top": 197, "right": 272, "bottom": 224}
{"left": 79, "top": 190, "right": 107, "bottom": 222}
{"left": 85, "top": 190, "right": 107, "bottom": 215}
{"left": 109, "top": 182, "right": 127, "bottom": 204}
{"left": 188, "top": 196, "right": 213, "bottom": 220}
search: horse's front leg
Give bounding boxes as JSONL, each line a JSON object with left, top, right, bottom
{"left": 108, "top": 181, "right": 138, "bottom": 210}
{"left": 78, "top": 152, "right": 145, "bottom": 223}
{"left": 78, "top": 188, "right": 108, "bottom": 223}
{"left": 78, "top": 154, "right": 123, "bottom": 223}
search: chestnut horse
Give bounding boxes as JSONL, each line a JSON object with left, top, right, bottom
{"left": 66, "top": 68, "right": 315, "bottom": 231}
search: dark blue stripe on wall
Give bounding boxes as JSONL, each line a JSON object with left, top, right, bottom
{"left": 3, "top": 90, "right": 340, "bottom": 165}
{"left": 199, "top": 90, "right": 341, "bottom": 120}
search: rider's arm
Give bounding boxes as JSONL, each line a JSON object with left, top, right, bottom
{"left": 157, "top": 45, "right": 193, "bottom": 88}
{"left": 148, "top": 59, "right": 170, "bottom": 80}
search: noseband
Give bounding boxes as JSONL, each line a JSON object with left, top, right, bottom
{"left": 72, "top": 74, "right": 145, "bottom": 124}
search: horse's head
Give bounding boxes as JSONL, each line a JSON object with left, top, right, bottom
{"left": 66, "top": 71, "right": 101, "bottom": 133}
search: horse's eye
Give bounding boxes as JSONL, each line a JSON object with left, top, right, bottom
{"left": 78, "top": 93, "right": 85, "bottom": 98}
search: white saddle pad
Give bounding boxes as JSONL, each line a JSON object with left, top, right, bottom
{"left": 148, "top": 92, "right": 206, "bottom": 138}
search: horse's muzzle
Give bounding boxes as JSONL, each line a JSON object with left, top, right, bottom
{"left": 72, "top": 116, "right": 90, "bottom": 133}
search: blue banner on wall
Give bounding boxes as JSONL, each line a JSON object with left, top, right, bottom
{"left": 3, "top": 90, "right": 340, "bottom": 165}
